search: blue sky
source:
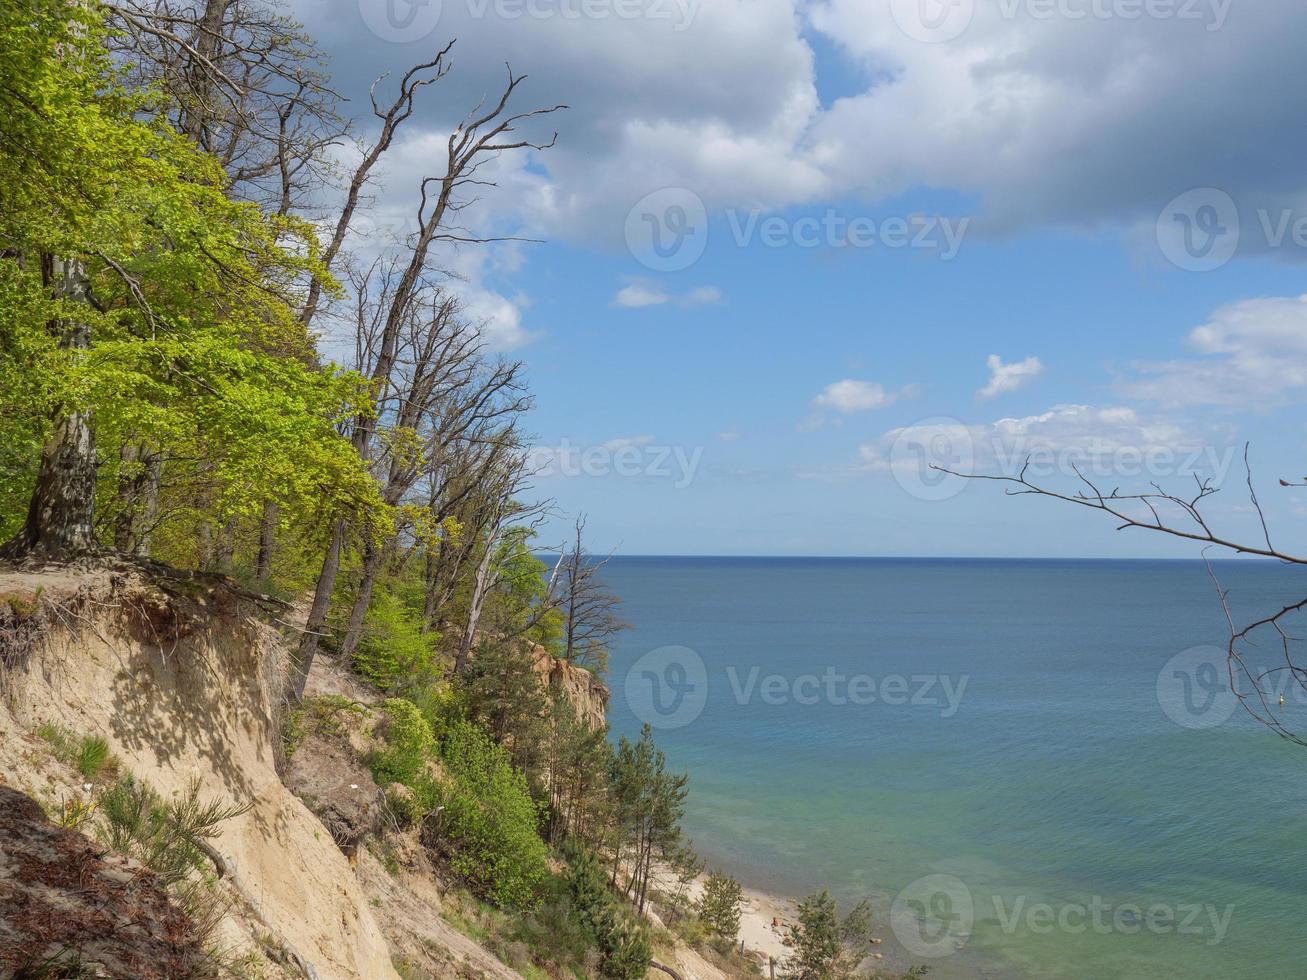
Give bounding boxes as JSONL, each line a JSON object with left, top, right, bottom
{"left": 296, "top": 0, "right": 1307, "bottom": 557}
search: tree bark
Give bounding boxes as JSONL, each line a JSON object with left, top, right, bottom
{"left": 1, "top": 257, "right": 98, "bottom": 560}
{"left": 291, "top": 520, "right": 343, "bottom": 699}
{"left": 255, "top": 500, "right": 277, "bottom": 582}
{"left": 339, "top": 536, "right": 388, "bottom": 660}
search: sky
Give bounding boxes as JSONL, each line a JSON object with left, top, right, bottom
{"left": 291, "top": 0, "right": 1307, "bottom": 557}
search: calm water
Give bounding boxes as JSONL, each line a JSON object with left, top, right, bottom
{"left": 599, "top": 557, "right": 1307, "bottom": 979}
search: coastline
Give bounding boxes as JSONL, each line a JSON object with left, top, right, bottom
{"left": 653, "top": 864, "right": 892, "bottom": 974}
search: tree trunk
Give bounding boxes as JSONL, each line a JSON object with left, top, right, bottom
{"left": 339, "top": 536, "right": 389, "bottom": 660}
{"left": 455, "top": 532, "right": 499, "bottom": 674}
{"left": 2, "top": 257, "right": 98, "bottom": 560}
{"left": 291, "top": 520, "right": 344, "bottom": 699}
{"left": 255, "top": 500, "right": 277, "bottom": 582}
{"left": 113, "top": 442, "right": 142, "bottom": 552}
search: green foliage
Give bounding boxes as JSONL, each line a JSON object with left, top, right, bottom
{"left": 556, "top": 846, "right": 652, "bottom": 980}
{"left": 462, "top": 639, "right": 550, "bottom": 772}
{"left": 430, "top": 719, "right": 549, "bottom": 910}
{"left": 594, "top": 911, "right": 651, "bottom": 980}
{"left": 786, "top": 891, "right": 875, "bottom": 980}
{"left": 0, "top": 0, "right": 383, "bottom": 546}
{"left": 35, "top": 723, "right": 116, "bottom": 782}
{"left": 369, "top": 698, "right": 435, "bottom": 787}
{"left": 97, "top": 775, "right": 248, "bottom": 888}
{"left": 698, "top": 870, "right": 744, "bottom": 942}
{"left": 509, "top": 870, "right": 599, "bottom": 970}
{"left": 283, "top": 694, "right": 367, "bottom": 759}
{"left": 75, "top": 736, "right": 112, "bottom": 781}
{"left": 352, "top": 589, "right": 438, "bottom": 690}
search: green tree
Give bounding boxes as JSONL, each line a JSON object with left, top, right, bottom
{"left": 0, "top": 0, "right": 381, "bottom": 558}
{"left": 610, "top": 724, "right": 689, "bottom": 913}
{"left": 698, "top": 870, "right": 744, "bottom": 942}
{"left": 787, "top": 890, "right": 874, "bottom": 980}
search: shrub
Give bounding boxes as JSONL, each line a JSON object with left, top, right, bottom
{"left": 369, "top": 698, "right": 435, "bottom": 787}
{"left": 351, "top": 590, "right": 437, "bottom": 690}
{"left": 429, "top": 720, "right": 548, "bottom": 911}
{"left": 35, "top": 723, "right": 116, "bottom": 782}
{"left": 75, "top": 736, "right": 112, "bottom": 780}
{"left": 98, "top": 775, "right": 248, "bottom": 888}
{"left": 510, "top": 871, "right": 597, "bottom": 970}
{"left": 595, "top": 910, "right": 651, "bottom": 980}
{"left": 558, "top": 845, "right": 652, "bottom": 980}
{"left": 282, "top": 694, "right": 367, "bottom": 759}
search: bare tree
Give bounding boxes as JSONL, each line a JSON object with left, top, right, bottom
{"left": 947, "top": 447, "right": 1307, "bottom": 745}
{"left": 290, "top": 58, "right": 563, "bottom": 698}
{"left": 108, "top": 0, "right": 346, "bottom": 213}
{"left": 453, "top": 456, "right": 552, "bottom": 675}
{"left": 555, "top": 516, "right": 627, "bottom": 672}
{"left": 333, "top": 272, "right": 531, "bottom": 662}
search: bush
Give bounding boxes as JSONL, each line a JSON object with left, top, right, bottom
{"left": 351, "top": 590, "right": 437, "bottom": 690}
{"left": 595, "top": 910, "right": 652, "bottom": 980}
{"left": 510, "top": 871, "right": 597, "bottom": 970}
{"left": 282, "top": 694, "right": 366, "bottom": 759}
{"left": 559, "top": 846, "right": 652, "bottom": 980}
{"left": 369, "top": 698, "right": 435, "bottom": 787}
{"left": 429, "top": 720, "right": 548, "bottom": 910}
{"left": 98, "top": 774, "right": 247, "bottom": 888}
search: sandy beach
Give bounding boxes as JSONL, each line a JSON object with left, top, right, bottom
{"left": 648, "top": 863, "right": 797, "bottom": 970}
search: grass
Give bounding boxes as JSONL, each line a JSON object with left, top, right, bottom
{"left": 2, "top": 587, "right": 43, "bottom": 619}
{"left": 35, "top": 722, "right": 117, "bottom": 781}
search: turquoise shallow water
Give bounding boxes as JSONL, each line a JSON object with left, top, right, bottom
{"left": 599, "top": 557, "right": 1307, "bottom": 979}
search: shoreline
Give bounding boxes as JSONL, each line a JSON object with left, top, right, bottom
{"left": 652, "top": 864, "right": 893, "bottom": 974}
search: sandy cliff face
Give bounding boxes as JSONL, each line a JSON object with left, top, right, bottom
{"left": 530, "top": 643, "right": 610, "bottom": 730}
{"left": 0, "top": 568, "right": 398, "bottom": 980}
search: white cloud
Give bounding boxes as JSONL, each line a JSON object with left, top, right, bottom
{"left": 1121, "top": 294, "right": 1307, "bottom": 406}
{"left": 295, "top": 0, "right": 1307, "bottom": 263}
{"left": 858, "top": 404, "right": 1232, "bottom": 486}
{"left": 614, "top": 283, "right": 669, "bottom": 308}
{"left": 802, "top": 379, "right": 914, "bottom": 431}
{"left": 612, "top": 281, "right": 724, "bottom": 308}
{"left": 719, "top": 430, "right": 741, "bottom": 443}
{"left": 814, "top": 379, "right": 899, "bottom": 413}
{"left": 979, "top": 355, "right": 1045, "bottom": 399}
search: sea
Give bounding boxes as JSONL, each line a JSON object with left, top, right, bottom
{"left": 597, "top": 556, "right": 1307, "bottom": 980}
